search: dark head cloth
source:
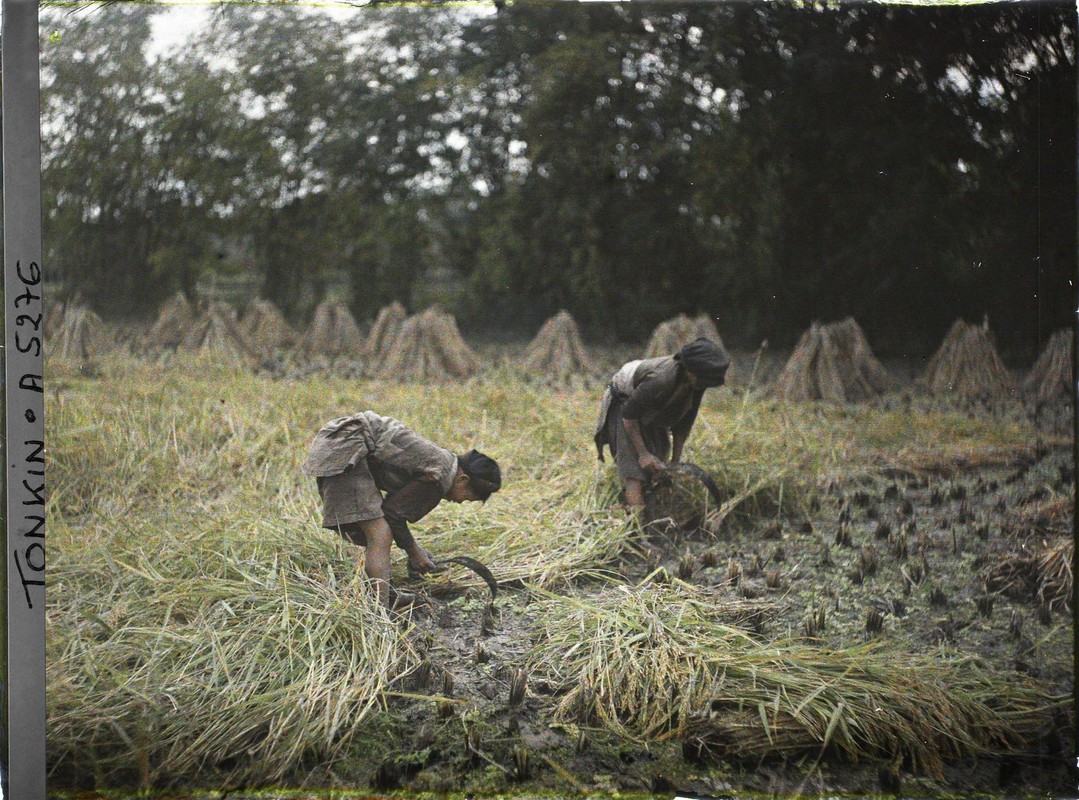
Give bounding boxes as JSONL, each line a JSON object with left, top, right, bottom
{"left": 675, "top": 337, "right": 730, "bottom": 387}
{"left": 459, "top": 449, "right": 501, "bottom": 501}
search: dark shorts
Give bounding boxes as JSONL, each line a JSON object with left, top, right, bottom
{"left": 607, "top": 402, "right": 671, "bottom": 482}
{"left": 316, "top": 462, "right": 385, "bottom": 538}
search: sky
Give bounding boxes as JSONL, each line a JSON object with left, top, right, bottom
{"left": 141, "top": 0, "right": 493, "bottom": 59}
{"left": 148, "top": 2, "right": 213, "bottom": 55}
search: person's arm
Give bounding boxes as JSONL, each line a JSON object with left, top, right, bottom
{"left": 381, "top": 514, "right": 437, "bottom": 572}
{"left": 622, "top": 416, "right": 665, "bottom": 474}
{"left": 383, "top": 512, "right": 419, "bottom": 551}
{"left": 670, "top": 389, "right": 704, "bottom": 462}
{"left": 382, "top": 479, "right": 444, "bottom": 572}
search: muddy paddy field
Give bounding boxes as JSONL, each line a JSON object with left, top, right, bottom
{"left": 45, "top": 349, "right": 1073, "bottom": 798}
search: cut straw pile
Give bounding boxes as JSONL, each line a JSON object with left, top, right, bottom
{"left": 1035, "top": 539, "right": 1074, "bottom": 611}
{"left": 1003, "top": 495, "right": 1071, "bottom": 539}
{"left": 365, "top": 301, "right": 408, "bottom": 370}
{"left": 181, "top": 301, "right": 259, "bottom": 365}
{"left": 922, "top": 319, "right": 1017, "bottom": 400}
{"left": 644, "top": 313, "right": 723, "bottom": 359}
{"left": 51, "top": 304, "right": 113, "bottom": 363}
{"left": 48, "top": 516, "right": 418, "bottom": 788}
{"left": 529, "top": 584, "right": 1061, "bottom": 776}
{"left": 146, "top": 291, "right": 195, "bottom": 353}
{"left": 521, "top": 310, "right": 596, "bottom": 380}
{"left": 985, "top": 539, "right": 1073, "bottom": 612}
{"left": 377, "top": 306, "right": 483, "bottom": 380}
{"left": 1024, "top": 328, "right": 1072, "bottom": 405}
{"left": 241, "top": 298, "right": 298, "bottom": 356}
{"left": 771, "top": 317, "right": 893, "bottom": 403}
{"left": 45, "top": 298, "right": 67, "bottom": 339}
{"left": 303, "top": 297, "right": 365, "bottom": 360}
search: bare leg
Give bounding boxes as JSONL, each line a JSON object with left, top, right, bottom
{"left": 358, "top": 517, "right": 394, "bottom": 606}
{"left": 624, "top": 478, "right": 646, "bottom": 512}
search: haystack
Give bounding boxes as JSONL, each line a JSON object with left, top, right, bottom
{"left": 302, "top": 298, "right": 364, "bottom": 359}
{"left": 772, "top": 317, "right": 893, "bottom": 403}
{"left": 365, "top": 301, "right": 407, "bottom": 368}
{"left": 181, "top": 301, "right": 258, "bottom": 364}
{"left": 644, "top": 313, "right": 724, "bottom": 359}
{"left": 1023, "top": 329, "right": 1072, "bottom": 404}
{"left": 241, "top": 298, "right": 298, "bottom": 356}
{"left": 922, "top": 319, "right": 1017, "bottom": 399}
{"left": 147, "top": 291, "right": 195, "bottom": 352}
{"left": 521, "top": 310, "right": 596, "bottom": 377}
{"left": 377, "top": 306, "right": 482, "bottom": 380}
{"left": 51, "top": 305, "right": 112, "bottom": 363}
{"left": 691, "top": 313, "right": 723, "bottom": 344}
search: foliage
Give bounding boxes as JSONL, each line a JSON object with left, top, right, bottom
{"left": 41, "top": 6, "right": 251, "bottom": 313}
{"left": 40, "top": 3, "right": 1075, "bottom": 351}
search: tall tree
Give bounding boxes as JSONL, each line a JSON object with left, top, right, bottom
{"left": 41, "top": 6, "right": 251, "bottom": 315}
{"left": 38, "top": 2, "right": 1074, "bottom": 352}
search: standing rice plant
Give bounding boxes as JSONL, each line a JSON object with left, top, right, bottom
{"left": 49, "top": 355, "right": 1047, "bottom": 591}
{"left": 528, "top": 584, "right": 1063, "bottom": 777}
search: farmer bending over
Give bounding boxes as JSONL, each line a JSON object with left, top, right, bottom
{"left": 594, "top": 337, "right": 730, "bottom": 512}
{"left": 303, "top": 410, "right": 501, "bottom": 606}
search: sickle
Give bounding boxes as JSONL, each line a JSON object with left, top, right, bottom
{"left": 651, "top": 462, "right": 724, "bottom": 507}
{"left": 435, "top": 555, "right": 499, "bottom": 601}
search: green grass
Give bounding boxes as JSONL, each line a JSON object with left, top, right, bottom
{"left": 45, "top": 353, "right": 1058, "bottom": 788}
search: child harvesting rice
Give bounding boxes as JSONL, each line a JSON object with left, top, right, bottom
{"left": 594, "top": 337, "right": 730, "bottom": 512}
{"left": 303, "top": 411, "right": 501, "bottom": 606}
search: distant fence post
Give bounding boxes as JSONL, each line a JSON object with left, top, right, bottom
{"left": 2, "top": 0, "right": 47, "bottom": 797}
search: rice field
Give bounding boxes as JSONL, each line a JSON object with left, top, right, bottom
{"left": 45, "top": 351, "right": 1073, "bottom": 796}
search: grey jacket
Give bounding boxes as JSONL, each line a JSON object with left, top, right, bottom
{"left": 303, "top": 410, "right": 457, "bottom": 493}
{"left": 594, "top": 357, "right": 703, "bottom": 460}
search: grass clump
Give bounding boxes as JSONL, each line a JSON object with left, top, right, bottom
{"left": 984, "top": 538, "right": 1074, "bottom": 612}
{"left": 528, "top": 583, "right": 1063, "bottom": 777}
{"left": 48, "top": 514, "right": 417, "bottom": 788}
